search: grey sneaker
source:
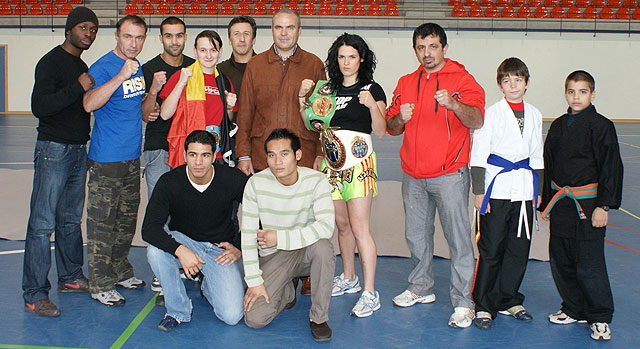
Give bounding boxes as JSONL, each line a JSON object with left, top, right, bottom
{"left": 392, "top": 290, "right": 436, "bottom": 307}
{"left": 331, "top": 273, "right": 362, "bottom": 297}
{"left": 150, "top": 275, "right": 162, "bottom": 292}
{"left": 92, "top": 290, "right": 126, "bottom": 306}
{"left": 350, "top": 290, "right": 381, "bottom": 318}
{"left": 590, "top": 322, "right": 611, "bottom": 341}
{"left": 448, "top": 307, "right": 475, "bottom": 328}
{"left": 116, "top": 277, "right": 146, "bottom": 289}
{"left": 548, "top": 310, "right": 587, "bottom": 324}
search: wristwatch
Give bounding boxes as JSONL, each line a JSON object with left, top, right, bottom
{"left": 600, "top": 205, "right": 610, "bottom": 212}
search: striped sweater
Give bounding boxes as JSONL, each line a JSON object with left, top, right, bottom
{"left": 241, "top": 166, "right": 335, "bottom": 287}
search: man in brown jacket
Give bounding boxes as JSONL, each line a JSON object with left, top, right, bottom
{"left": 235, "top": 8, "right": 326, "bottom": 175}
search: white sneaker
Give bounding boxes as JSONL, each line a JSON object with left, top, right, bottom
{"left": 392, "top": 290, "right": 436, "bottom": 307}
{"left": 150, "top": 275, "right": 162, "bottom": 292}
{"left": 92, "top": 290, "right": 126, "bottom": 306}
{"left": 548, "top": 310, "right": 587, "bottom": 324}
{"left": 350, "top": 290, "right": 381, "bottom": 318}
{"left": 448, "top": 307, "right": 475, "bottom": 328}
{"left": 331, "top": 273, "right": 362, "bottom": 297}
{"left": 590, "top": 322, "right": 611, "bottom": 341}
{"left": 116, "top": 276, "right": 146, "bottom": 289}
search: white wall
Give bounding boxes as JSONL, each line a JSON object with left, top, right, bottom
{"left": 3, "top": 27, "right": 640, "bottom": 119}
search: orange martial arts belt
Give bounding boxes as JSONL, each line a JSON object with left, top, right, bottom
{"left": 541, "top": 181, "right": 598, "bottom": 220}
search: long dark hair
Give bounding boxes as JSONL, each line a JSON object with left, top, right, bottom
{"left": 325, "top": 33, "right": 377, "bottom": 91}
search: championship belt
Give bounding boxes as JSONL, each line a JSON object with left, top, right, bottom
{"left": 303, "top": 80, "right": 336, "bottom": 132}
{"left": 322, "top": 130, "right": 373, "bottom": 171}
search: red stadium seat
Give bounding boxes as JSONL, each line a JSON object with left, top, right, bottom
{"left": 68, "top": 0, "right": 81, "bottom": 4}
{"left": 352, "top": 0, "right": 365, "bottom": 4}
{"left": 28, "top": 4, "right": 43, "bottom": 14}
{"left": 518, "top": 5, "right": 532, "bottom": 16}
{"left": 501, "top": 5, "right": 516, "bottom": 16}
{"left": 496, "top": 0, "right": 509, "bottom": 6}
{"left": 252, "top": 2, "right": 267, "bottom": 14}
{"left": 368, "top": 4, "right": 382, "bottom": 15}
{"left": 621, "top": 0, "right": 635, "bottom": 7}
{"left": 599, "top": 6, "right": 615, "bottom": 16}
{"left": 237, "top": 2, "right": 250, "bottom": 14}
{"left": 468, "top": 4, "right": 482, "bottom": 16}
{"left": 15, "top": 3, "right": 27, "bottom": 14}
{"left": 592, "top": 0, "right": 606, "bottom": 6}
{"left": 529, "top": 0, "right": 542, "bottom": 6}
{"left": 550, "top": 5, "right": 565, "bottom": 16}
{"left": 220, "top": 2, "right": 233, "bottom": 14}
{"left": 449, "top": 0, "right": 462, "bottom": 5}
{"left": 632, "top": 7, "right": 640, "bottom": 18}
{"left": 269, "top": 2, "right": 282, "bottom": 14}
{"left": 383, "top": 0, "right": 396, "bottom": 4}
{"left": 204, "top": 2, "right": 217, "bottom": 13}
{"left": 172, "top": 1, "right": 185, "bottom": 13}
{"left": 615, "top": 6, "right": 630, "bottom": 17}
{"left": 558, "top": 0, "right": 573, "bottom": 6}
{"left": 567, "top": 5, "right": 582, "bottom": 16}
{"left": 25, "top": 0, "right": 37, "bottom": 4}
{"left": 607, "top": 0, "right": 621, "bottom": 6}
{"left": 367, "top": 0, "right": 381, "bottom": 4}
{"left": 544, "top": 0, "right": 558, "bottom": 6}
{"left": 535, "top": 5, "right": 549, "bottom": 16}
{"left": 451, "top": 5, "right": 466, "bottom": 16}
{"left": 351, "top": 4, "right": 365, "bottom": 15}
{"left": 43, "top": 3, "right": 57, "bottom": 15}
{"left": 40, "top": 0, "right": 53, "bottom": 4}
{"left": 140, "top": 2, "right": 154, "bottom": 14}
{"left": 480, "top": 0, "right": 494, "bottom": 6}
{"left": 286, "top": 3, "right": 299, "bottom": 11}
{"left": 187, "top": 2, "right": 202, "bottom": 13}
{"left": 384, "top": 4, "right": 398, "bottom": 15}
{"left": 335, "top": 3, "right": 348, "bottom": 14}
{"left": 0, "top": 3, "right": 10, "bottom": 15}
{"left": 485, "top": 4, "right": 499, "bottom": 16}
{"left": 583, "top": 5, "right": 597, "bottom": 17}
{"left": 156, "top": 2, "right": 170, "bottom": 14}
{"left": 124, "top": 2, "right": 139, "bottom": 14}
{"left": 464, "top": 0, "right": 478, "bottom": 5}
{"left": 512, "top": 0, "right": 526, "bottom": 6}
{"left": 301, "top": 2, "right": 315, "bottom": 14}
{"left": 59, "top": 2, "right": 71, "bottom": 14}
{"left": 318, "top": 3, "right": 332, "bottom": 14}
{"left": 575, "top": 0, "right": 589, "bottom": 7}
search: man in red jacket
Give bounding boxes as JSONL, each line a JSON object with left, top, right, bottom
{"left": 386, "top": 22, "right": 485, "bottom": 329}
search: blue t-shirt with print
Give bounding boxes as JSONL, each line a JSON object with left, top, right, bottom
{"left": 88, "top": 51, "right": 145, "bottom": 162}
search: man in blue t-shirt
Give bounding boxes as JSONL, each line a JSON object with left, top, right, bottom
{"left": 82, "top": 15, "right": 148, "bottom": 307}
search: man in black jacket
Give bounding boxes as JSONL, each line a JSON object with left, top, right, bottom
{"left": 23, "top": 6, "right": 98, "bottom": 317}
{"left": 142, "top": 130, "right": 247, "bottom": 332}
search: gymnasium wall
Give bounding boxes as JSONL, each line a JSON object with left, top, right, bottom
{"left": 1, "top": 27, "right": 639, "bottom": 119}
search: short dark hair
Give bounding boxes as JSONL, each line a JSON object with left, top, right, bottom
{"left": 116, "top": 15, "right": 147, "bottom": 34}
{"left": 194, "top": 30, "right": 223, "bottom": 50}
{"left": 228, "top": 15, "right": 257, "bottom": 38}
{"left": 264, "top": 128, "right": 301, "bottom": 153}
{"left": 413, "top": 23, "right": 447, "bottom": 48}
{"left": 565, "top": 70, "right": 595, "bottom": 92}
{"left": 326, "top": 33, "right": 377, "bottom": 91}
{"left": 273, "top": 8, "right": 301, "bottom": 27}
{"left": 160, "top": 16, "right": 186, "bottom": 35}
{"left": 497, "top": 57, "right": 530, "bottom": 84}
{"left": 184, "top": 130, "right": 218, "bottom": 152}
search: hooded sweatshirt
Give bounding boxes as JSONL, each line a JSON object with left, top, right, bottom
{"left": 386, "top": 59, "right": 485, "bottom": 179}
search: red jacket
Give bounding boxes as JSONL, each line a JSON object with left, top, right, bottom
{"left": 386, "top": 59, "right": 485, "bottom": 178}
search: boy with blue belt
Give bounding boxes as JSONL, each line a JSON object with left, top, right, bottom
{"left": 470, "top": 57, "right": 543, "bottom": 330}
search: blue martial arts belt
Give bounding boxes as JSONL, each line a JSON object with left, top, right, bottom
{"left": 479, "top": 154, "right": 539, "bottom": 239}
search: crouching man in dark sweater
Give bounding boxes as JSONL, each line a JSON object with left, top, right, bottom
{"left": 142, "top": 130, "right": 248, "bottom": 331}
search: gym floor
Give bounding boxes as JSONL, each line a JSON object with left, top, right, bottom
{"left": 1, "top": 114, "right": 638, "bottom": 348}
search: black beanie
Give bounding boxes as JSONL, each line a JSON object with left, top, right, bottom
{"left": 65, "top": 6, "right": 99, "bottom": 33}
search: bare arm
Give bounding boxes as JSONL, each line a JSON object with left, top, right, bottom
{"left": 141, "top": 71, "right": 166, "bottom": 122}
{"left": 160, "top": 68, "right": 191, "bottom": 120}
{"left": 435, "top": 89, "right": 483, "bottom": 129}
{"left": 358, "top": 90, "right": 386, "bottom": 138}
{"left": 83, "top": 59, "right": 138, "bottom": 113}
{"left": 386, "top": 103, "right": 414, "bottom": 135}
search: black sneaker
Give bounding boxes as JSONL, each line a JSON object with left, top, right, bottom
{"left": 57, "top": 276, "right": 90, "bottom": 293}
{"left": 310, "top": 321, "right": 332, "bottom": 342}
{"left": 158, "top": 315, "right": 181, "bottom": 332}
{"left": 155, "top": 291, "right": 165, "bottom": 307}
{"left": 24, "top": 298, "right": 61, "bottom": 317}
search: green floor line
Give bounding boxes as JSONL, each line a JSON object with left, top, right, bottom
{"left": 109, "top": 293, "right": 157, "bottom": 349}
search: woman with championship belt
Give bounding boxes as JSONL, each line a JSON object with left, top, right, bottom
{"left": 298, "top": 33, "right": 387, "bottom": 318}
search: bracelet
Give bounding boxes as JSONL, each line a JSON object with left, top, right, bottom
{"left": 298, "top": 95, "right": 306, "bottom": 98}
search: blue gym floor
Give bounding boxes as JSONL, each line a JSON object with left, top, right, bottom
{"left": 1, "top": 114, "right": 639, "bottom": 348}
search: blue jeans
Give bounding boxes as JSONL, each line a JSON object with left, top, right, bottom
{"left": 22, "top": 140, "right": 87, "bottom": 303}
{"left": 147, "top": 230, "right": 244, "bottom": 325}
{"left": 401, "top": 167, "right": 475, "bottom": 309}
{"left": 142, "top": 149, "right": 170, "bottom": 199}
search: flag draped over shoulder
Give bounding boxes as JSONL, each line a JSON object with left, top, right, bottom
{"left": 166, "top": 61, "right": 217, "bottom": 168}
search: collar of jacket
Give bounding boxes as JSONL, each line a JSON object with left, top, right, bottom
{"left": 267, "top": 44, "right": 302, "bottom": 64}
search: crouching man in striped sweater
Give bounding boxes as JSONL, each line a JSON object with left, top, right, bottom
{"left": 241, "top": 128, "right": 336, "bottom": 342}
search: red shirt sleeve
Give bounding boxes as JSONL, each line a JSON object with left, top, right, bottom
{"left": 159, "top": 70, "right": 181, "bottom": 101}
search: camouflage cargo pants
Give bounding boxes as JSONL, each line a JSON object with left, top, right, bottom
{"left": 86, "top": 159, "right": 140, "bottom": 294}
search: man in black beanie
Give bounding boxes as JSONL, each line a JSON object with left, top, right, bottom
{"left": 23, "top": 6, "right": 98, "bottom": 317}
